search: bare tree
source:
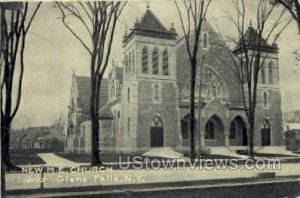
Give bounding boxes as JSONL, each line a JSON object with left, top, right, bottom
{"left": 274, "top": 0, "right": 300, "bottom": 33}
{"left": 217, "top": 0, "right": 290, "bottom": 158}
{"left": 175, "top": 0, "right": 211, "bottom": 161}
{"left": 56, "top": 2, "right": 126, "bottom": 165}
{"left": 0, "top": 2, "right": 41, "bottom": 170}
{"left": 1, "top": 2, "right": 41, "bottom": 197}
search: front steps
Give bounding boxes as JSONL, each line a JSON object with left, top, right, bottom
{"left": 143, "top": 146, "right": 300, "bottom": 160}
{"left": 209, "top": 146, "right": 248, "bottom": 159}
{"left": 143, "top": 147, "right": 186, "bottom": 159}
{"left": 210, "top": 146, "right": 300, "bottom": 158}
{"left": 255, "top": 146, "right": 300, "bottom": 157}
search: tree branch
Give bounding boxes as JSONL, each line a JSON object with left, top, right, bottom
{"left": 56, "top": 2, "right": 92, "bottom": 55}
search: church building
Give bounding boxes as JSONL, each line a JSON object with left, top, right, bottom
{"left": 65, "top": 7, "right": 284, "bottom": 154}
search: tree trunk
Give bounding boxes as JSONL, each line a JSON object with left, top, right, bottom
{"left": 296, "top": 2, "right": 300, "bottom": 34}
{"left": 189, "top": 60, "right": 196, "bottom": 161}
{"left": 91, "top": 116, "right": 101, "bottom": 165}
{"left": 1, "top": 158, "right": 5, "bottom": 198}
{"left": 1, "top": 117, "right": 6, "bottom": 198}
{"left": 247, "top": 112, "right": 255, "bottom": 159}
{"left": 198, "top": 61, "right": 205, "bottom": 153}
{"left": 90, "top": 81, "right": 102, "bottom": 165}
{"left": 1, "top": 117, "right": 18, "bottom": 170}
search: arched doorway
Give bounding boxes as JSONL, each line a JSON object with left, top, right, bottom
{"left": 229, "top": 116, "right": 247, "bottom": 146}
{"left": 261, "top": 119, "right": 271, "bottom": 146}
{"left": 205, "top": 115, "right": 224, "bottom": 146}
{"left": 181, "top": 114, "right": 190, "bottom": 146}
{"left": 150, "top": 116, "right": 164, "bottom": 147}
{"left": 181, "top": 114, "right": 198, "bottom": 146}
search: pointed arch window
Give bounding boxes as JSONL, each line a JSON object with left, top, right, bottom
{"left": 269, "top": 61, "right": 273, "bottom": 84}
{"left": 151, "top": 116, "right": 163, "bottom": 128}
{"left": 163, "top": 49, "right": 169, "bottom": 75}
{"left": 132, "top": 49, "right": 135, "bottom": 74}
{"left": 142, "top": 47, "right": 148, "bottom": 74}
{"left": 125, "top": 55, "right": 128, "bottom": 75}
{"left": 205, "top": 120, "right": 215, "bottom": 139}
{"left": 263, "top": 92, "right": 268, "bottom": 108}
{"left": 152, "top": 83, "right": 161, "bottom": 103}
{"left": 128, "top": 52, "right": 131, "bottom": 75}
{"left": 127, "top": 88, "right": 130, "bottom": 103}
{"left": 261, "top": 119, "right": 271, "bottom": 146}
{"left": 115, "top": 111, "right": 119, "bottom": 134}
{"left": 261, "top": 67, "right": 265, "bottom": 84}
{"left": 203, "top": 33, "right": 208, "bottom": 48}
{"left": 128, "top": 117, "right": 130, "bottom": 134}
{"left": 110, "top": 82, "right": 115, "bottom": 99}
{"left": 152, "top": 48, "right": 159, "bottom": 75}
{"left": 263, "top": 119, "right": 270, "bottom": 129}
{"left": 229, "top": 120, "right": 237, "bottom": 139}
{"left": 181, "top": 119, "right": 189, "bottom": 140}
{"left": 153, "top": 84, "right": 159, "bottom": 101}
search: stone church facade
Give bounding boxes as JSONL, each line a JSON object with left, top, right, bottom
{"left": 66, "top": 8, "right": 283, "bottom": 154}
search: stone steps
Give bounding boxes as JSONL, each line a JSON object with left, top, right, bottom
{"left": 209, "top": 146, "right": 248, "bottom": 159}
{"left": 143, "top": 147, "right": 186, "bottom": 159}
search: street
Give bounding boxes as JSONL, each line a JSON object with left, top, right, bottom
{"left": 6, "top": 177, "right": 300, "bottom": 198}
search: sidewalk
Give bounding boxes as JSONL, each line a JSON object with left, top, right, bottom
{"left": 38, "top": 153, "right": 79, "bottom": 167}
{"left": 5, "top": 161, "right": 300, "bottom": 191}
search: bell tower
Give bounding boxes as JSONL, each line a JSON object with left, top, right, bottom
{"left": 233, "top": 25, "right": 283, "bottom": 146}
{"left": 119, "top": 6, "right": 180, "bottom": 152}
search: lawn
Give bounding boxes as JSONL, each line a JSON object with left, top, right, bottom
{"left": 187, "top": 153, "right": 238, "bottom": 159}
{"left": 56, "top": 153, "right": 169, "bottom": 163}
{"left": 57, "top": 152, "right": 238, "bottom": 164}
{"left": 236, "top": 150, "right": 297, "bottom": 158}
{"left": 56, "top": 153, "right": 91, "bottom": 163}
{"left": 10, "top": 151, "right": 45, "bottom": 165}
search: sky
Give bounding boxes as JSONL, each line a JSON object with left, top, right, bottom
{"left": 9, "top": 0, "right": 300, "bottom": 128}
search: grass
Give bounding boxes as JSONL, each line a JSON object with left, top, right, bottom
{"left": 56, "top": 153, "right": 91, "bottom": 163}
{"left": 183, "top": 153, "right": 238, "bottom": 159}
{"left": 10, "top": 152, "right": 45, "bottom": 165}
{"left": 56, "top": 152, "right": 169, "bottom": 163}
{"left": 236, "top": 150, "right": 297, "bottom": 158}
{"left": 57, "top": 150, "right": 239, "bottom": 165}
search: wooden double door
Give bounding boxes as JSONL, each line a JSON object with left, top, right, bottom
{"left": 150, "top": 127, "right": 164, "bottom": 147}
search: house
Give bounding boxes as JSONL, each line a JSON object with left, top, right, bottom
{"left": 10, "top": 126, "right": 65, "bottom": 152}
{"left": 283, "top": 110, "right": 300, "bottom": 131}
{"left": 66, "top": 7, "right": 284, "bottom": 154}
{"left": 284, "top": 130, "right": 300, "bottom": 151}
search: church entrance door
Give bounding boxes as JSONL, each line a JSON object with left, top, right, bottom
{"left": 150, "top": 116, "right": 164, "bottom": 147}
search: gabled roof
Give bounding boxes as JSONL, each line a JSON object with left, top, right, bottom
{"left": 123, "top": 8, "right": 177, "bottom": 43}
{"left": 234, "top": 26, "right": 278, "bottom": 53}
{"left": 99, "top": 97, "right": 121, "bottom": 119}
{"left": 36, "top": 131, "right": 65, "bottom": 141}
{"left": 108, "top": 65, "right": 123, "bottom": 84}
{"left": 21, "top": 127, "right": 49, "bottom": 141}
{"left": 138, "top": 9, "right": 167, "bottom": 32}
{"left": 76, "top": 76, "right": 90, "bottom": 117}
{"left": 75, "top": 75, "right": 109, "bottom": 119}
